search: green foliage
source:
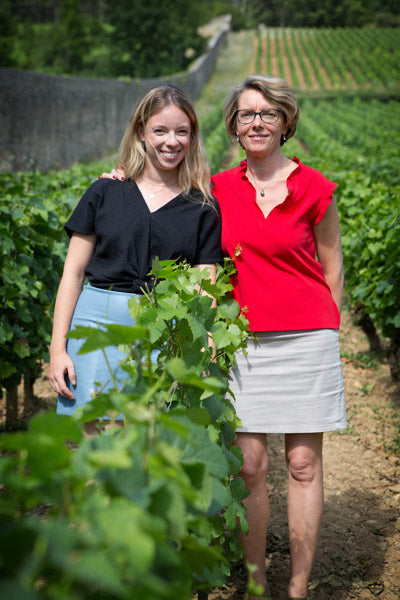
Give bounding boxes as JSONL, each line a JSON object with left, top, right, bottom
{"left": 340, "top": 350, "right": 379, "bottom": 370}
{"left": 0, "top": 159, "right": 114, "bottom": 396}
{"left": 0, "top": 176, "right": 68, "bottom": 392}
{"left": 384, "top": 404, "right": 400, "bottom": 455}
{"left": 336, "top": 173, "right": 400, "bottom": 341}
{"left": 253, "top": 0, "right": 400, "bottom": 27}
{"left": 297, "top": 97, "right": 400, "bottom": 186}
{"left": 52, "top": 0, "right": 95, "bottom": 73}
{"left": 200, "top": 1, "right": 258, "bottom": 30}
{"left": 102, "top": 0, "right": 207, "bottom": 78}
{"left": 0, "top": 0, "right": 17, "bottom": 66}
{"left": 263, "top": 27, "right": 400, "bottom": 93}
{"left": 295, "top": 97, "right": 400, "bottom": 360}
{"left": 0, "top": 259, "right": 250, "bottom": 598}
{"left": 201, "top": 104, "right": 233, "bottom": 173}
{"left": 5, "top": 1, "right": 101, "bottom": 75}
{"left": 1, "top": 0, "right": 208, "bottom": 78}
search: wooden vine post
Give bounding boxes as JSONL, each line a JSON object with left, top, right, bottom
{"left": 23, "top": 375, "right": 35, "bottom": 420}
{"left": 5, "top": 385, "right": 19, "bottom": 430}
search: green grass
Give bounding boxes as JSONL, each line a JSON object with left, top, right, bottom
{"left": 195, "top": 30, "right": 255, "bottom": 119}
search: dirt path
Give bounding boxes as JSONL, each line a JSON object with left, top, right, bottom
{"left": 300, "top": 30, "right": 334, "bottom": 90}
{"left": 208, "top": 310, "right": 400, "bottom": 600}
{"left": 249, "top": 31, "right": 259, "bottom": 75}
{"left": 286, "top": 34, "right": 307, "bottom": 89}
{"left": 278, "top": 35, "right": 294, "bottom": 87}
{"left": 268, "top": 30, "right": 280, "bottom": 79}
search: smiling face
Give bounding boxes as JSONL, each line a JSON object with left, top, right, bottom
{"left": 236, "top": 89, "right": 287, "bottom": 159}
{"left": 140, "top": 103, "right": 191, "bottom": 173}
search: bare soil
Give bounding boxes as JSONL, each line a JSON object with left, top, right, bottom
{"left": 268, "top": 31, "right": 281, "bottom": 80}
{"left": 1, "top": 311, "right": 399, "bottom": 600}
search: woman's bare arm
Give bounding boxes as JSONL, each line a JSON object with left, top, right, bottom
{"left": 49, "top": 233, "right": 96, "bottom": 399}
{"left": 313, "top": 198, "right": 344, "bottom": 313}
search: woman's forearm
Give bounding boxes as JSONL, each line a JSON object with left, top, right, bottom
{"left": 49, "top": 271, "right": 85, "bottom": 355}
{"left": 50, "top": 233, "right": 96, "bottom": 355}
{"left": 313, "top": 199, "right": 344, "bottom": 314}
{"left": 323, "top": 266, "right": 344, "bottom": 314}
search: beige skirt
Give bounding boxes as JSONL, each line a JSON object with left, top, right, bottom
{"left": 229, "top": 328, "right": 347, "bottom": 434}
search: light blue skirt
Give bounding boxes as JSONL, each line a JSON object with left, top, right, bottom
{"left": 229, "top": 328, "right": 347, "bottom": 434}
{"left": 57, "top": 283, "right": 138, "bottom": 417}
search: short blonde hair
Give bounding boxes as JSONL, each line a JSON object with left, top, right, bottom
{"left": 224, "top": 75, "right": 300, "bottom": 145}
{"left": 118, "top": 85, "right": 211, "bottom": 200}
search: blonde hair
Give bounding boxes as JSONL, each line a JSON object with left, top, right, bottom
{"left": 224, "top": 75, "right": 300, "bottom": 145}
{"left": 118, "top": 85, "right": 212, "bottom": 200}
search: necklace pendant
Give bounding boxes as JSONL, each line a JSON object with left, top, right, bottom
{"left": 260, "top": 189, "right": 265, "bottom": 197}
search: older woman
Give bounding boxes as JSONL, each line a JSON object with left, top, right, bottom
{"left": 211, "top": 75, "right": 346, "bottom": 599}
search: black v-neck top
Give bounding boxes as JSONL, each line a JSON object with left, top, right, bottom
{"left": 65, "top": 178, "right": 222, "bottom": 293}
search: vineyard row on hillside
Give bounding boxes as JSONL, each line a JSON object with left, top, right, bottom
{"left": 254, "top": 27, "right": 400, "bottom": 93}
{"left": 290, "top": 99, "right": 400, "bottom": 378}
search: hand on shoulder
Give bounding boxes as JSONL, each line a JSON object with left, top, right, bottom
{"left": 98, "top": 167, "right": 126, "bottom": 181}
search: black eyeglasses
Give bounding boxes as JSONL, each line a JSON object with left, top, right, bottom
{"left": 235, "top": 108, "right": 282, "bottom": 124}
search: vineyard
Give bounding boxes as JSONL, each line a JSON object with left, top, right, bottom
{"left": 253, "top": 27, "right": 400, "bottom": 94}
{"left": 1, "top": 25, "right": 400, "bottom": 600}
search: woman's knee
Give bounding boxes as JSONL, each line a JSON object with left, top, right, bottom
{"left": 287, "top": 449, "right": 321, "bottom": 483}
{"left": 238, "top": 440, "right": 269, "bottom": 486}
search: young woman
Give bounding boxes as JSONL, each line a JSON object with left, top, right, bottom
{"left": 49, "top": 85, "right": 222, "bottom": 428}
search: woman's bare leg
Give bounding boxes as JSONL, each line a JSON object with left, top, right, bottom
{"left": 234, "top": 432, "right": 270, "bottom": 595}
{"left": 285, "top": 432, "right": 324, "bottom": 599}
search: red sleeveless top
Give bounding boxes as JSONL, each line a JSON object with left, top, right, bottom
{"left": 211, "top": 157, "right": 340, "bottom": 332}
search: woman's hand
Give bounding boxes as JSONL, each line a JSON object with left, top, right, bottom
{"left": 99, "top": 167, "right": 126, "bottom": 181}
{"left": 49, "top": 233, "right": 96, "bottom": 400}
{"left": 49, "top": 351, "right": 76, "bottom": 399}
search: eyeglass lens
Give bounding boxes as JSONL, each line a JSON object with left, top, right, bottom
{"left": 237, "top": 109, "right": 280, "bottom": 124}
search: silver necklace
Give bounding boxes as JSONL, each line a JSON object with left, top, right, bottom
{"left": 247, "top": 173, "right": 267, "bottom": 197}
{"left": 247, "top": 157, "right": 284, "bottom": 198}
{"left": 141, "top": 176, "right": 179, "bottom": 200}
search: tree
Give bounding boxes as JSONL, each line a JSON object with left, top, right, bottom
{"left": 240, "top": 0, "right": 399, "bottom": 27}
{"left": 54, "top": 0, "right": 92, "bottom": 72}
{"left": 0, "top": 1, "right": 17, "bottom": 66}
{"left": 103, "top": 0, "right": 207, "bottom": 78}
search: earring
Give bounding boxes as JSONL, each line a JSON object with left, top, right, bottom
{"left": 281, "top": 133, "right": 287, "bottom": 144}
{"left": 236, "top": 134, "right": 240, "bottom": 143}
